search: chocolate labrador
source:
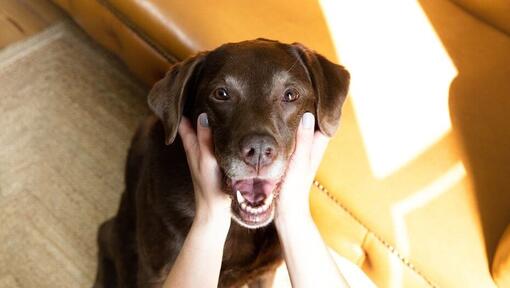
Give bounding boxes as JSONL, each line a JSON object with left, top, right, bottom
{"left": 93, "top": 39, "right": 349, "bottom": 288}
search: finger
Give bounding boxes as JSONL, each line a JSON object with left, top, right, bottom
{"left": 290, "top": 112, "right": 316, "bottom": 165}
{"left": 178, "top": 117, "right": 199, "bottom": 165}
{"left": 196, "top": 113, "right": 218, "bottom": 168}
{"left": 196, "top": 114, "right": 224, "bottom": 196}
{"left": 309, "top": 131, "right": 331, "bottom": 175}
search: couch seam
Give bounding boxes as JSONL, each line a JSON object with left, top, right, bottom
{"left": 312, "top": 180, "right": 438, "bottom": 288}
{"left": 96, "top": 0, "right": 180, "bottom": 64}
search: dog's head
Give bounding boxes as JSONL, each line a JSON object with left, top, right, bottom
{"left": 148, "top": 39, "right": 349, "bottom": 229}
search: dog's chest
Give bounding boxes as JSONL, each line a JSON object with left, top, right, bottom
{"left": 222, "top": 227, "right": 257, "bottom": 263}
{"left": 219, "top": 223, "right": 282, "bottom": 286}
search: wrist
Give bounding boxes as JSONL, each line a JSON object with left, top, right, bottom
{"left": 274, "top": 184, "right": 313, "bottom": 228}
{"left": 194, "top": 206, "right": 231, "bottom": 233}
{"left": 275, "top": 197, "right": 311, "bottom": 220}
{"left": 274, "top": 204, "right": 314, "bottom": 231}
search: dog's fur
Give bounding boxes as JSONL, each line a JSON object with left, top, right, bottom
{"left": 93, "top": 39, "right": 349, "bottom": 288}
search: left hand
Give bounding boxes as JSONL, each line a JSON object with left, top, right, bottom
{"left": 275, "top": 112, "right": 331, "bottom": 223}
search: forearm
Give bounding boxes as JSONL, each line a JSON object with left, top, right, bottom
{"left": 164, "top": 213, "right": 230, "bottom": 288}
{"left": 275, "top": 211, "right": 349, "bottom": 288}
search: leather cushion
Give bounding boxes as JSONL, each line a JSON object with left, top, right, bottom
{"left": 450, "top": 0, "right": 510, "bottom": 35}
{"left": 104, "top": 0, "right": 338, "bottom": 61}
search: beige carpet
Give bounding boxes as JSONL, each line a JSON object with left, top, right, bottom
{"left": 0, "top": 21, "right": 148, "bottom": 287}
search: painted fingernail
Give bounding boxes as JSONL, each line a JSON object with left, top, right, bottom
{"left": 302, "top": 112, "right": 315, "bottom": 129}
{"left": 198, "top": 113, "right": 209, "bottom": 127}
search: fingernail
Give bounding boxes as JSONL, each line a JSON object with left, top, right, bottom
{"left": 302, "top": 112, "right": 315, "bottom": 129}
{"left": 198, "top": 113, "right": 209, "bottom": 127}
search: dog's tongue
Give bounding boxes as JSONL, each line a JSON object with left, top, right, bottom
{"left": 233, "top": 179, "right": 276, "bottom": 204}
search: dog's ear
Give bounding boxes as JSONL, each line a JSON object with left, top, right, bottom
{"left": 148, "top": 53, "right": 206, "bottom": 145}
{"left": 292, "top": 43, "right": 350, "bottom": 136}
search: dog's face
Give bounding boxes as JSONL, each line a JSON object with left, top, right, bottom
{"left": 148, "top": 39, "right": 349, "bottom": 229}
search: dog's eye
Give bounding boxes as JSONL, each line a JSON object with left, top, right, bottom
{"left": 283, "top": 88, "right": 300, "bottom": 102}
{"left": 213, "top": 88, "right": 230, "bottom": 101}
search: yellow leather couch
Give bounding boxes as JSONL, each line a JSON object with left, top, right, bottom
{"left": 52, "top": 0, "right": 510, "bottom": 287}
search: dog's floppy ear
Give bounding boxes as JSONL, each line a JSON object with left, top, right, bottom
{"left": 292, "top": 43, "right": 350, "bottom": 136}
{"left": 148, "top": 53, "right": 206, "bottom": 145}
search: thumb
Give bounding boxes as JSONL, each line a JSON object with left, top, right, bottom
{"left": 290, "top": 112, "right": 315, "bottom": 167}
{"left": 196, "top": 113, "right": 220, "bottom": 174}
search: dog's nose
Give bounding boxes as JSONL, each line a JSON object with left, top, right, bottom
{"left": 239, "top": 134, "right": 278, "bottom": 169}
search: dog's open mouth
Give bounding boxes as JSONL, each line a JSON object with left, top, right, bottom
{"left": 228, "top": 178, "right": 280, "bottom": 229}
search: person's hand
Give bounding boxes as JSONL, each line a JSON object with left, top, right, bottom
{"left": 273, "top": 113, "right": 349, "bottom": 288}
{"left": 275, "top": 112, "right": 330, "bottom": 223}
{"left": 165, "top": 113, "right": 232, "bottom": 288}
{"left": 178, "top": 113, "right": 231, "bottom": 230}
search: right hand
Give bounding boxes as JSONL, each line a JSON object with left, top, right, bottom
{"left": 178, "top": 113, "right": 232, "bottom": 229}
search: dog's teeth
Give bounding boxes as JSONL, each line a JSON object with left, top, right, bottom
{"left": 236, "top": 190, "right": 244, "bottom": 204}
{"left": 241, "top": 201, "right": 272, "bottom": 215}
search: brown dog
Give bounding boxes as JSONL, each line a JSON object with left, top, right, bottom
{"left": 93, "top": 39, "right": 349, "bottom": 288}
